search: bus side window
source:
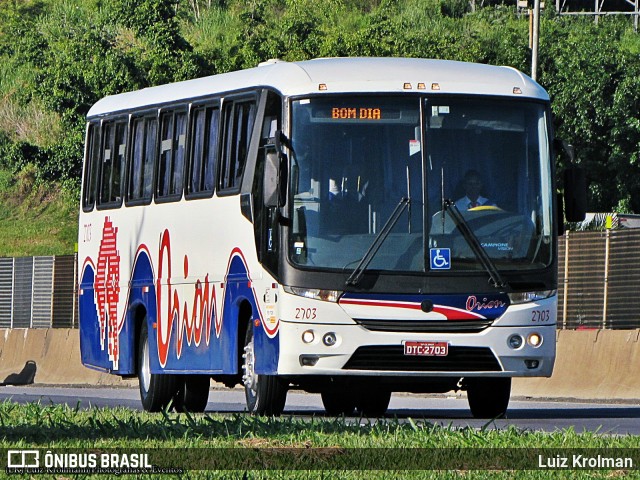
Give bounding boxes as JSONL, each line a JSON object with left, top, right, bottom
{"left": 98, "top": 120, "right": 127, "bottom": 207}
{"left": 219, "top": 99, "right": 256, "bottom": 194}
{"left": 82, "top": 122, "right": 100, "bottom": 211}
{"left": 113, "top": 122, "right": 127, "bottom": 203}
{"left": 187, "top": 105, "right": 219, "bottom": 197}
{"left": 158, "top": 112, "right": 174, "bottom": 199}
{"left": 128, "top": 116, "right": 157, "bottom": 204}
{"left": 158, "top": 110, "right": 187, "bottom": 201}
{"left": 99, "top": 122, "right": 115, "bottom": 205}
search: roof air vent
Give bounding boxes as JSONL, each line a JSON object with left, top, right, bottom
{"left": 258, "top": 58, "right": 283, "bottom": 67}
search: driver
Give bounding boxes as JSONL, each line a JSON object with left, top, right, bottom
{"left": 454, "top": 170, "right": 496, "bottom": 210}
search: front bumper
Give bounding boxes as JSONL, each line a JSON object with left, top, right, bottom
{"left": 276, "top": 321, "right": 556, "bottom": 377}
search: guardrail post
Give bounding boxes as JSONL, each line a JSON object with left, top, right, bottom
{"left": 603, "top": 228, "right": 611, "bottom": 329}
{"left": 562, "top": 230, "right": 569, "bottom": 329}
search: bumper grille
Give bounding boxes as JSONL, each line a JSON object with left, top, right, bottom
{"left": 354, "top": 319, "right": 493, "bottom": 333}
{"left": 343, "top": 345, "right": 502, "bottom": 372}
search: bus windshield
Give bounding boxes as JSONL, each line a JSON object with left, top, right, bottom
{"left": 289, "top": 95, "right": 553, "bottom": 274}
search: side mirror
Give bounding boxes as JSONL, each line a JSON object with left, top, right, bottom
{"left": 263, "top": 150, "right": 279, "bottom": 208}
{"left": 554, "top": 138, "right": 575, "bottom": 163}
{"left": 564, "top": 165, "right": 587, "bottom": 223}
{"left": 263, "top": 151, "right": 288, "bottom": 209}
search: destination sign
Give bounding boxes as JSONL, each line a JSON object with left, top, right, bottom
{"left": 331, "top": 107, "right": 382, "bottom": 120}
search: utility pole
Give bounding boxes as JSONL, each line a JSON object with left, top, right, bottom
{"left": 531, "top": 0, "right": 541, "bottom": 81}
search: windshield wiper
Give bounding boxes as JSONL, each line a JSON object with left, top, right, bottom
{"left": 345, "top": 197, "right": 410, "bottom": 286}
{"left": 443, "top": 199, "right": 507, "bottom": 289}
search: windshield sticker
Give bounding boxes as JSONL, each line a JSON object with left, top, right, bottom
{"left": 481, "top": 242, "right": 513, "bottom": 251}
{"left": 430, "top": 248, "right": 451, "bottom": 270}
{"left": 409, "top": 139, "right": 421, "bottom": 156}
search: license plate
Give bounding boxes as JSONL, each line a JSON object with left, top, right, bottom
{"left": 403, "top": 341, "right": 449, "bottom": 356}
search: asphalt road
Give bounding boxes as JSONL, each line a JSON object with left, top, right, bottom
{"left": 1, "top": 385, "right": 639, "bottom": 435}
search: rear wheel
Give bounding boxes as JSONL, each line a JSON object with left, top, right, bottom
{"left": 321, "top": 390, "right": 356, "bottom": 416}
{"left": 356, "top": 389, "right": 391, "bottom": 417}
{"left": 138, "top": 320, "right": 179, "bottom": 412}
{"left": 174, "top": 375, "right": 210, "bottom": 413}
{"left": 242, "top": 325, "right": 287, "bottom": 416}
{"left": 466, "top": 377, "right": 511, "bottom": 419}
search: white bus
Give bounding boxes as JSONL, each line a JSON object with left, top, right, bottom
{"left": 79, "top": 57, "right": 583, "bottom": 417}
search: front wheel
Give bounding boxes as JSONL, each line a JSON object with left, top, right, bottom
{"left": 138, "top": 320, "right": 179, "bottom": 412}
{"left": 174, "top": 375, "right": 210, "bottom": 413}
{"left": 356, "top": 390, "right": 391, "bottom": 417}
{"left": 321, "top": 390, "right": 356, "bottom": 416}
{"left": 466, "top": 377, "right": 511, "bottom": 419}
{"left": 242, "top": 325, "right": 287, "bottom": 416}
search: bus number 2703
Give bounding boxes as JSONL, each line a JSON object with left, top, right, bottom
{"left": 531, "top": 309, "right": 551, "bottom": 322}
{"left": 295, "top": 308, "right": 317, "bottom": 320}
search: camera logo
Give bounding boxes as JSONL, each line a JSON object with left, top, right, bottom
{"left": 7, "top": 450, "right": 40, "bottom": 469}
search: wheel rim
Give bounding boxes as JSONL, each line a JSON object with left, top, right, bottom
{"left": 242, "top": 336, "right": 258, "bottom": 406}
{"left": 141, "top": 338, "right": 151, "bottom": 393}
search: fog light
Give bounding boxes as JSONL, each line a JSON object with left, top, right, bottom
{"left": 322, "top": 332, "right": 337, "bottom": 347}
{"left": 300, "top": 355, "right": 319, "bottom": 366}
{"left": 525, "top": 359, "right": 540, "bottom": 369}
{"left": 508, "top": 334, "right": 523, "bottom": 350}
{"left": 527, "top": 333, "right": 542, "bottom": 347}
{"left": 302, "top": 330, "right": 315, "bottom": 344}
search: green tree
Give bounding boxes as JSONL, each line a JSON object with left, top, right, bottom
{"left": 539, "top": 16, "right": 633, "bottom": 212}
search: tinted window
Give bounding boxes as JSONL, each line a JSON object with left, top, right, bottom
{"left": 158, "top": 110, "right": 187, "bottom": 200}
{"left": 128, "top": 116, "right": 157, "bottom": 203}
{"left": 99, "top": 120, "right": 127, "bottom": 206}
{"left": 219, "top": 100, "right": 256, "bottom": 192}
{"left": 188, "top": 105, "right": 219, "bottom": 196}
{"left": 82, "top": 123, "right": 100, "bottom": 211}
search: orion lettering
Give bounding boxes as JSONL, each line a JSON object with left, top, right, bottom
{"left": 156, "top": 229, "right": 217, "bottom": 368}
{"left": 466, "top": 295, "right": 506, "bottom": 312}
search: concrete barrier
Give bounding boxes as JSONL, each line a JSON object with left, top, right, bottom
{"left": 0, "top": 328, "right": 638, "bottom": 400}
{"left": 512, "top": 329, "right": 640, "bottom": 400}
{"left": 0, "top": 328, "right": 132, "bottom": 387}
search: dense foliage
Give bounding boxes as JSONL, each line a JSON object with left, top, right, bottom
{"left": 0, "top": 0, "right": 639, "bottom": 216}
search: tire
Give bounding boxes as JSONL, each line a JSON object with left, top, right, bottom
{"left": 356, "top": 390, "right": 391, "bottom": 417}
{"left": 466, "top": 377, "right": 511, "bottom": 419}
{"left": 137, "top": 320, "right": 179, "bottom": 412}
{"left": 174, "top": 375, "right": 210, "bottom": 413}
{"left": 321, "top": 390, "right": 356, "bottom": 416}
{"left": 242, "top": 325, "right": 287, "bottom": 416}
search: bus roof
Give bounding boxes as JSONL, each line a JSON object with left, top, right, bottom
{"left": 87, "top": 57, "right": 549, "bottom": 118}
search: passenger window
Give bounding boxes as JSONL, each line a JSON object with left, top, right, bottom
{"left": 82, "top": 123, "right": 100, "bottom": 211}
{"left": 99, "top": 120, "right": 127, "bottom": 206}
{"left": 157, "top": 110, "right": 187, "bottom": 200}
{"left": 219, "top": 100, "right": 256, "bottom": 193}
{"left": 128, "top": 116, "right": 157, "bottom": 203}
{"left": 188, "top": 105, "right": 219, "bottom": 196}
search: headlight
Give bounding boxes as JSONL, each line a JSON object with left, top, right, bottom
{"left": 302, "top": 330, "right": 315, "bottom": 344}
{"left": 283, "top": 286, "right": 341, "bottom": 303}
{"left": 508, "top": 289, "right": 556, "bottom": 304}
{"left": 527, "top": 333, "right": 543, "bottom": 347}
{"left": 508, "top": 334, "right": 524, "bottom": 349}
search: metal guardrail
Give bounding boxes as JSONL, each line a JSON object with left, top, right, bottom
{"left": 0, "top": 255, "right": 77, "bottom": 329}
{"left": 561, "top": 229, "right": 640, "bottom": 329}
{"left": 2, "top": 230, "right": 639, "bottom": 330}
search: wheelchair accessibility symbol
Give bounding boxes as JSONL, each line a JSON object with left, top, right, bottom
{"left": 430, "top": 248, "right": 451, "bottom": 270}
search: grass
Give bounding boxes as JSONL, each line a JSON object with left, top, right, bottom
{"left": 1, "top": 401, "right": 639, "bottom": 478}
{"left": 0, "top": 168, "right": 78, "bottom": 257}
